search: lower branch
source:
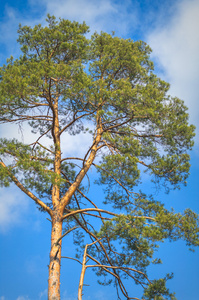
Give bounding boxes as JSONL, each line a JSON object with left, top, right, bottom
{"left": 0, "top": 161, "right": 52, "bottom": 216}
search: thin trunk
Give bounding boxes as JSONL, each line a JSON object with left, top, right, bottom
{"left": 78, "top": 244, "right": 88, "bottom": 300}
{"left": 78, "top": 240, "right": 100, "bottom": 300}
{"left": 48, "top": 216, "right": 63, "bottom": 300}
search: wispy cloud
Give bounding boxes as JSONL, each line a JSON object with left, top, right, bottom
{"left": 0, "top": 187, "right": 29, "bottom": 233}
{"left": 39, "top": 289, "right": 47, "bottom": 299}
{"left": 16, "top": 296, "right": 30, "bottom": 300}
{"left": 28, "top": 0, "right": 138, "bottom": 35}
{"left": 0, "top": 5, "right": 44, "bottom": 64}
{"left": 0, "top": 6, "right": 21, "bottom": 63}
{"left": 62, "top": 290, "right": 77, "bottom": 300}
{"left": 147, "top": 0, "right": 199, "bottom": 141}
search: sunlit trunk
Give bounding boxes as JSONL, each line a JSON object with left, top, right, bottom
{"left": 48, "top": 217, "right": 63, "bottom": 300}
{"left": 78, "top": 244, "right": 88, "bottom": 300}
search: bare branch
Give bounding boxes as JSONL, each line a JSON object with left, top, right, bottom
{"left": 55, "top": 226, "right": 78, "bottom": 245}
{"left": 61, "top": 256, "right": 82, "bottom": 265}
{"left": 86, "top": 265, "right": 150, "bottom": 282}
{"left": 62, "top": 208, "right": 118, "bottom": 221}
{"left": 58, "top": 111, "right": 94, "bottom": 136}
{"left": 30, "top": 127, "right": 52, "bottom": 151}
{"left": 103, "top": 116, "right": 134, "bottom": 132}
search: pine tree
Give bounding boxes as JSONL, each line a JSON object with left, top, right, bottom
{"left": 0, "top": 15, "right": 198, "bottom": 300}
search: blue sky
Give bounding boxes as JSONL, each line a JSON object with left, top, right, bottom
{"left": 0, "top": 0, "right": 199, "bottom": 299}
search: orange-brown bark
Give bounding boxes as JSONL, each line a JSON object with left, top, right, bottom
{"left": 51, "top": 95, "right": 61, "bottom": 209}
{"left": 48, "top": 93, "right": 63, "bottom": 299}
{"left": 48, "top": 214, "right": 63, "bottom": 300}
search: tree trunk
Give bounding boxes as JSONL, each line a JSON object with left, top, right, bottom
{"left": 78, "top": 244, "right": 88, "bottom": 300}
{"left": 48, "top": 215, "right": 63, "bottom": 300}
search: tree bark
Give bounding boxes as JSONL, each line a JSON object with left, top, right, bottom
{"left": 48, "top": 215, "right": 63, "bottom": 300}
{"left": 78, "top": 244, "right": 88, "bottom": 300}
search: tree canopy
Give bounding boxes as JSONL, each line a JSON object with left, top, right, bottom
{"left": 0, "top": 15, "right": 198, "bottom": 300}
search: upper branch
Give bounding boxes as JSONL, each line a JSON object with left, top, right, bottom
{"left": 59, "top": 115, "right": 103, "bottom": 210}
{"left": 58, "top": 111, "right": 95, "bottom": 137}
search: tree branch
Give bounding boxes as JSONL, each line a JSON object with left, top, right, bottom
{"left": 55, "top": 226, "right": 78, "bottom": 245}
{"left": 0, "top": 161, "right": 52, "bottom": 217}
{"left": 62, "top": 208, "right": 118, "bottom": 221}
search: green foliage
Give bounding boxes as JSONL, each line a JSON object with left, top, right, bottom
{"left": 144, "top": 275, "right": 176, "bottom": 300}
{"left": 0, "top": 15, "right": 198, "bottom": 299}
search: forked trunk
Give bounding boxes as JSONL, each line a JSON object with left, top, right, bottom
{"left": 48, "top": 216, "right": 63, "bottom": 300}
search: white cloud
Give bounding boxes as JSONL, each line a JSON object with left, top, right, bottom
{"left": 28, "top": 0, "right": 138, "bottom": 35}
{"left": 147, "top": 0, "right": 199, "bottom": 141}
{"left": 0, "top": 122, "right": 52, "bottom": 149}
{"left": 16, "top": 296, "right": 30, "bottom": 300}
{"left": 1, "top": 120, "right": 93, "bottom": 159}
{"left": 61, "top": 131, "right": 93, "bottom": 158}
{"left": 0, "top": 297, "right": 6, "bottom": 300}
{"left": 0, "top": 187, "right": 29, "bottom": 233}
{"left": 41, "top": 0, "right": 116, "bottom": 21}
